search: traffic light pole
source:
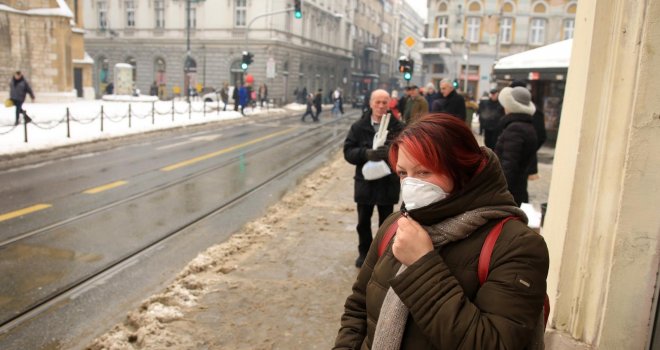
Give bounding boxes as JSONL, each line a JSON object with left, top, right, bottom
{"left": 243, "top": 7, "right": 296, "bottom": 67}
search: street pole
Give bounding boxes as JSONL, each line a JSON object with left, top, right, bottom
{"left": 464, "top": 39, "right": 470, "bottom": 95}
{"left": 185, "top": 0, "right": 191, "bottom": 101}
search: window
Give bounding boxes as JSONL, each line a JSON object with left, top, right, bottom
{"left": 529, "top": 18, "right": 545, "bottom": 45}
{"left": 467, "top": 17, "right": 480, "bottom": 43}
{"left": 155, "top": 0, "right": 165, "bottom": 28}
{"left": 235, "top": 0, "right": 246, "bottom": 27}
{"left": 189, "top": 7, "right": 196, "bottom": 29}
{"left": 438, "top": 16, "right": 448, "bottom": 38}
{"left": 125, "top": 1, "right": 135, "bottom": 28}
{"left": 500, "top": 17, "right": 513, "bottom": 44}
{"left": 98, "top": 1, "right": 107, "bottom": 29}
{"left": 563, "top": 18, "right": 575, "bottom": 39}
{"left": 432, "top": 63, "right": 445, "bottom": 73}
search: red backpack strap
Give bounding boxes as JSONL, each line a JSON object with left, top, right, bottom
{"left": 478, "top": 216, "right": 518, "bottom": 284}
{"left": 378, "top": 222, "right": 399, "bottom": 257}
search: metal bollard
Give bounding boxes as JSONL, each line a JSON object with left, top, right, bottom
{"left": 171, "top": 99, "right": 175, "bottom": 121}
{"left": 152, "top": 101, "right": 155, "bottom": 124}
{"left": 101, "top": 105, "right": 104, "bottom": 132}
{"left": 128, "top": 104, "right": 132, "bottom": 128}
{"left": 203, "top": 99, "right": 206, "bottom": 118}
{"left": 66, "top": 107, "right": 71, "bottom": 138}
{"left": 188, "top": 100, "right": 191, "bottom": 120}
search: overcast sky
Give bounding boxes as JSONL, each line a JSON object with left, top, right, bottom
{"left": 406, "top": 0, "right": 428, "bottom": 20}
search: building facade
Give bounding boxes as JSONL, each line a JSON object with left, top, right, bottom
{"left": 423, "top": 0, "right": 577, "bottom": 99}
{"left": 83, "top": 0, "right": 353, "bottom": 103}
{"left": 396, "top": 0, "right": 425, "bottom": 88}
{"left": 0, "top": 0, "right": 94, "bottom": 101}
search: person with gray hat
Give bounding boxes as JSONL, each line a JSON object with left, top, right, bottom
{"left": 9, "top": 71, "right": 34, "bottom": 125}
{"left": 494, "top": 86, "right": 538, "bottom": 206}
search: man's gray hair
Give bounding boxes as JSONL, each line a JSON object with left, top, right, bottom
{"left": 440, "top": 78, "right": 453, "bottom": 87}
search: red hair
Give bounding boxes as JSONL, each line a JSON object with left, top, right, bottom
{"left": 389, "top": 113, "right": 484, "bottom": 191}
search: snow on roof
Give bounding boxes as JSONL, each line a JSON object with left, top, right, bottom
{"left": 494, "top": 39, "right": 572, "bottom": 71}
{"left": 0, "top": 0, "right": 73, "bottom": 18}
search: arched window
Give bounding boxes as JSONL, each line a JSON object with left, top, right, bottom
{"left": 438, "top": 1, "right": 448, "bottom": 12}
{"left": 468, "top": 1, "right": 481, "bottom": 12}
{"left": 563, "top": 2, "right": 578, "bottom": 40}
{"left": 154, "top": 57, "right": 166, "bottom": 85}
{"left": 532, "top": 1, "right": 548, "bottom": 14}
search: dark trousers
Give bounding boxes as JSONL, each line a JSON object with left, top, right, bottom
{"left": 484, "top": 129, "right": 499, "bottom": 149}
{"left": 356, "top": 203, "right": 394, "bottom": 257}
{"left": 301, "top": 110, "right": 316, "bottom": 121}
{"left": 12, "top": 99, "right": 24, "bottom": 124}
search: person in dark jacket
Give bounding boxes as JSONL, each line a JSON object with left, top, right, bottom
{"left": 477, "top": 88, "right": 506, "bottom": 149}
{"left": 432, "top": 78, "right": 466, "bottom": 121}
{"left": 495, "top": 86, "right": 539, "bottom": 206}
{"left": 343, "top": 89, "right": 404, "bottom": 268}
{"left": 423, "top": 82, "right": 441, "bottom": 112}
{"left": 334, "top": 114, "right": 549, "bottom": 349}
{"left": 300, "top": 93, "right": 317, "bottom": 122}
{"left": 510, "top": 80, "right": 547, "bottom": 179}
{"left": 9, "top": 71, "right": 35, "bottom": 125}
{"left": 313, "top": 89, "right": 323, "bottom": 119}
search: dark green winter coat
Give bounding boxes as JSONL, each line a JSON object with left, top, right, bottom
{"left": 334, "top": 148, "right": 549, "bottom": 350}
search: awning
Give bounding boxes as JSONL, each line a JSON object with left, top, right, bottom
{"left": 494, "top": 39, "right": 572, "bottom": 71}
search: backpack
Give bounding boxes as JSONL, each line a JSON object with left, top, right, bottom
{"left": 377, "top": 216, "right": 550, "bottom": 329}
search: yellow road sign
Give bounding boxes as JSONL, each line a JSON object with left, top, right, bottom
{"left": 404, "top": 36, "right": 416, "bottom": 48}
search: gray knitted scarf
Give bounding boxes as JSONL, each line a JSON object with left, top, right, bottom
{"left": 371, "top": 205, "right": 527, "bottom": 350}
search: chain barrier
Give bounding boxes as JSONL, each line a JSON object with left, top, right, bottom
{"left": 29, "top": 116, "right": 67, "bottom": 130}
{"left": 2, "top": 100, "right": 238, "bottom": 143}
{"left": 0, "top": 124, "right": 19, "bottom": 135}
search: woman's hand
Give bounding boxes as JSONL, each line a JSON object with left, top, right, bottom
{"left": 392, "top": 216, "right": 434, "bottom": 266}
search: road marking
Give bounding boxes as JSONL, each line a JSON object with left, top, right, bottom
{"left": 83, "top": 180, "right": 128, "bottom": 194}
{"left": 0, "top": 204, "right": 52, "bottom": 222}
{"left": 156, "top": 134, "right": 223, "bottom": 151}
{"left": 161, "top": 127, "right": 297, "bottom": 172}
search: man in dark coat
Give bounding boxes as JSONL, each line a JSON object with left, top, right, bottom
{"left": 343, "top": 89, "right": 404, "bottom": 268}
{"left": 477, "top": 88, "right": 505, "bottom": 149}
{"left": 495, "top": 86, "right": 538, "bottom": 206}
{"left": 433, "top": 78, "right": 466, "bottom": 121}
{"left": 9, "top": 71, "right": 35, "bottom": 125}
{"left": 313, "top": 89, "right": 323, "bottom": 119}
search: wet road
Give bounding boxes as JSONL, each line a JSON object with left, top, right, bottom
{"left": 0, "top": 111, "right": 357, "bottom": 348}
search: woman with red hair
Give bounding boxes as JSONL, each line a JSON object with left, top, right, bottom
{"left": 334, "top": 114, "right": 549, "bottom": 349}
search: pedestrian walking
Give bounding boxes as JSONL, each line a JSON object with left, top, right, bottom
{"left": 232, "top": 82, "right": 239, "bottom": 112}
{"left": 342, "top": 89, "right": 404, "bottom": 268}
{"left": 149, "top": 81, "right": 159, "bottom": 97}
{"left": 495, "top": 86, "right": 539, "bottom": 206}
{"left": 300, "top": 93, "right": 317, "bottom": 122}
{"left": 258, "top": 83, "right": 268, "bottom": 107}
{"left": 313, "top": 89, "right": 323, "bottom": 119}
{"left": 238, "top": 84, "right": 249, "bottom": 115}
{"left": 9, "top": 71, "right": 34, "bottom": 125}
{"left": 220, "top": 82, "right": 229, "bottom": 111}
{"left": 334, "top": 113, "right": 549, "bottom": 350}
{"left": 432, "top": 78, "right": 466, "bottom": 121}
{"left": 402, "top": 85, "right": 428, "bottom": 124}
{"left": 478, "top": 88, "right": 506, "bottom": 149}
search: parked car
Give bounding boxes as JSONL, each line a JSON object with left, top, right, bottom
{"left": 351, "top": 94, "right": 365, "bottom": 109}
{"left": 202, "top": 86, "right": 235, "bottom": 103}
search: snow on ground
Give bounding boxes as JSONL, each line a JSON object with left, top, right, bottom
{"left": 0, "top": 98, "right": 308, "bottom": 157}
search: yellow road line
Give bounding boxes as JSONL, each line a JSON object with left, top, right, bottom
{"left": 161, "top": 127, "right": 297, "bottom": 172}
{"left": 0, "top": 204, "right": 51, "bottom": 222}
{"left": 83, "top": 180, "right": 128, "bottom": 194}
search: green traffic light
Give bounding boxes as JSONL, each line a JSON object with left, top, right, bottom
{"left": 295, "top": 11, "right": 302, "bottom": 19}
{"left": 403, "top": 72, "right": 412, "bottom": 81}
{"left": 241, "top": 63, "right": 248, "bottom": 70}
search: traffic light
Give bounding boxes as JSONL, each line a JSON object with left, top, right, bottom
{"left": 294, "top": 0, "right": 302, "bottom": 19}
{"left": 241, "top": 51, "right": 253, "bottom": 71}
{"left": 398, "top": 56, "right": 413, "bottom": 81}
{"left": 452, "top": 79, "right": 459, "bottom": 88}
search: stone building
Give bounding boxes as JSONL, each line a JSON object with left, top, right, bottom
{"left": 0, "top": 0, "right": 94, "bottom": 101}
{"left": 394, "top": 0, "right": 425, "bottom": 88}
{"left": 83, "top": 0, "right": 353, "bottom": 103}
{"left": 422, "top": 0, "right": 577, "bottom": 98}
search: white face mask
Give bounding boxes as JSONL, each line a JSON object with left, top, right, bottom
{"left": 401, "top": 177, "right": 449, "bottom": 210}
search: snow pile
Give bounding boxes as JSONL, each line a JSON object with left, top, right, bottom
{"left": 87, "top": 151, "right": 347, "bottom": 350}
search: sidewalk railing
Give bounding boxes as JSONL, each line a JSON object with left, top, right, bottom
{"left": 0, "top": 99, "right": 229, "bottom": 143}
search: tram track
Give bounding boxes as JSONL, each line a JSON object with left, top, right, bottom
{"left": 0, "top": 113, "right": 356, "bottom": 336}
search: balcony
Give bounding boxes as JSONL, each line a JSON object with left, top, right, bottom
{"left": 420, "top": 37, "right": 453, "bottom": 56}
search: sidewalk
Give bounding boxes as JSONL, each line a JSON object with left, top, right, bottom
{"left": 88, "top": 142, "right": 554, "bottom": 349}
